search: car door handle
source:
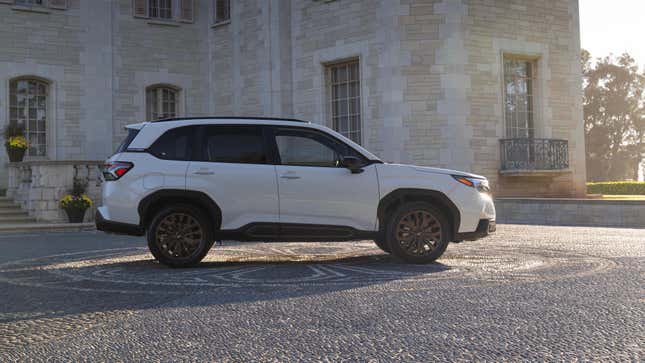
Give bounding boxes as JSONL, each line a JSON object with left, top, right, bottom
{"left": 280, "top": 175, "right": 301, "bottom": 180}
{"left": 193, "top": 171, "right": 215, "bottom": 175}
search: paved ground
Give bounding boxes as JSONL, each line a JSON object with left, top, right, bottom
{"left": 0, "top": 225, "right": 643, "bottom": 361}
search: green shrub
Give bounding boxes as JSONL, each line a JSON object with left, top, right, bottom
{"left": 0, "top": 189, "right": 5, "bottom": 197}
{"left": 587, "top": 181, "right": 645, "bottom": 195}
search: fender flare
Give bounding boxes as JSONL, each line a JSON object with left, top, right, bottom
{"left": 376, "top": 188, "right": 461, "bottom": 240}
{"left": 138, "top": 189, "right": 222, "bottom": 231}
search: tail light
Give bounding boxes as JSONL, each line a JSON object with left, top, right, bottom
{"left": 103, "top": 161, "right": 133, "bottom": 181}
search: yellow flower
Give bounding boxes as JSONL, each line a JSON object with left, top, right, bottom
{"left": 59, "top": 194, "right": 93, "bottom": 209}
{"left": 8, "top": 136, "right": 28, "bottom": 149}
{"left": 81, "top": 194, "right": 93, "bottom": 207}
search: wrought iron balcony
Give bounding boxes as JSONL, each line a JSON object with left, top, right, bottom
{"left": 500, "top": 138, "right": 569, "bottom": 172}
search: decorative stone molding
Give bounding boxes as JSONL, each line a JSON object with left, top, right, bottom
{"left": 6, "top": 160, "right": 103, "bottom": 223}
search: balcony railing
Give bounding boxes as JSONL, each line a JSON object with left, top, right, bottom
{"left": 500, "top": 138, "right": 569, "bottom": 171}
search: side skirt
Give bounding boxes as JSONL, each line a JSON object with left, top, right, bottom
{"left": 214, "top": 223, "right": 378, "bottom": 242}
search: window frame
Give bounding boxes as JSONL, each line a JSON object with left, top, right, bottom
{"left": 148, "top": 0, "right": 173, "bottom": 20}
{"left": 146, "top": 85, "right": 180, "bottom": 121}
{"left": 194, "top": 125, "right": 270, "bottom": 165}
{"left": 212, "top": 0, "right": 231, "bottom": 25}
{"left": 8, "top": 76, "right": 50, "bottom": 158}
{"left": 325, "top": 58, "right": 362, "bottom": 145}
{"left": 13, "top": 0, "right": 45, "bottom": 7}
{"left": 267, "top": 126, "right": 369, "bottom": 168}
{"left": 502, "top": 55, "right": 538, "bottom": 139}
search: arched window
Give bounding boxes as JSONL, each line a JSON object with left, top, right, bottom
{"left": 146, "top": 85, "right": 179, "bottom": 120}
{"left": 9, "top": 77, "right": 48, "bottom": 157}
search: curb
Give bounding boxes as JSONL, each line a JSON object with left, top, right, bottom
{"left": 0, "top": 223, "right": 96, "bottom": 234}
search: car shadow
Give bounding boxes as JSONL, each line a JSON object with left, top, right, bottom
{"left": 1, "top": 251, "right": 454, "bottom": 324}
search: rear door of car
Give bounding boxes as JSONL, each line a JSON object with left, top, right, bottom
{"left": 186, "top": 125, "right": 279, "bottom": 231}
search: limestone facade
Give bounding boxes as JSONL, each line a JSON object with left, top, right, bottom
{"left": 0, "top": 0, "right": 586, "bottom": 197}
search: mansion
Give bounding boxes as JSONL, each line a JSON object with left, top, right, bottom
{"left": 0, "top": 0, "right": 586, "bottom": 198}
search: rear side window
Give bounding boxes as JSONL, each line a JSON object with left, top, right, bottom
{"left": 149, "top": 126, "right": 192, "bottom": 160}
{"left": 203, "top": 126, "right": 267, "bottom": 164}
{"left": 115, "top": 128, "right": 140, "bottom": 154}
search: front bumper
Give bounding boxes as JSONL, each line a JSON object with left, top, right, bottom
{"left": 96, "top": 209, "right": 145, "bottom": 236}
{"left": 454, "top": 219, "right": 496, "bottom": 242}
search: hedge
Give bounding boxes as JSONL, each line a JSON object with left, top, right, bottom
{"left": 587, "top": 182, "right": 645, "bottom": 195}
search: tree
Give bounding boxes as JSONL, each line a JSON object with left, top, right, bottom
{"left": 582, "top": 50, "right": 645, "bottom": 181}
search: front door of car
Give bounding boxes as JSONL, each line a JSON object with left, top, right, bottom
{"left": 270, "top": 127, "right": 380, "bottom": 233}
{"left": 186, "top": 125, "right": 279, "bottom": 231}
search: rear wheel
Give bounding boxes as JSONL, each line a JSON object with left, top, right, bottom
{"left": 373, "top": 236, "right": 391, "bottom": 253}
{"left": 147, "top": 204, "right": 214, "bottom": 267}
{"left": 386, "top": 202, "right": 450, "bottom": 264}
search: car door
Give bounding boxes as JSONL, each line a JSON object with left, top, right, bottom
{"left": 186, "top": 125, "right": 279, "bottom": 231}
{"left": 270, "top": 126, "right": 380, "bottom": 233}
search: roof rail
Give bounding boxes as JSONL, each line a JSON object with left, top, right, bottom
{"left": 149, "top": 116, "right": 309, "bottom": 123}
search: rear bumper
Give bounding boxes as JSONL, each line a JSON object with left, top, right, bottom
{"left": 454, "top": 219, "right": 495, "bottom": 242}
{"left": 96, "top": 209, "right": 145, "bottom": 236}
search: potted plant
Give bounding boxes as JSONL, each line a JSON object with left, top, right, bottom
{"left": 59, "top": 181, "right": 93, "bottom": 223}
{"left": 3, "top": 123, "right": 28, "bottom": 162}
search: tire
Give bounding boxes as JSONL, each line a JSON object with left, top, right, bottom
{"left": 373, "top": 236, "right": 391, "bottom": 253}
{"left": 385, "top": 202, "right": 450, "bottom": 264}
{"left": 146, "top": 204, "right": 214, "bottom": 267}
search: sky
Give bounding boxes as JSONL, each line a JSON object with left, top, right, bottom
{"left": 580, "top": 0, "right": 644, "bottom": 66}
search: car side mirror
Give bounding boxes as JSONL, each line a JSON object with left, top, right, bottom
{"left": 340, "top": 156, "right": 364, "bottom": 174}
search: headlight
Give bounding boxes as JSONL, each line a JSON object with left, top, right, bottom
{"left": 452, "top": 175, "right": 490, "bottom": 194}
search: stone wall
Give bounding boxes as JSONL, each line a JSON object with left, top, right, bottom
{"left": 7, "top": 161, "right": 102, "bottom": 222}
{"left": 460, "top": 0, "right": 586, "bottom": 196}
{"left": 496, "top": 198, "right": 645, "bottom": 228}
{"left": 291, "top": 0, "right": 381, "bottom": 150}
{"left": 0, "top": 1, "right": 83, "bottom": 186}
{"left": 0, "top": 0, "right": 586, "bottom": 198}
{"left": 290, "top": 0, "right": 586, "bottom": 196}
{"left": 111, "top": 0, "right": 210, "bottom": 148}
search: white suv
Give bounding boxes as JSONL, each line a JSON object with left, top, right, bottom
{"left": 97, "top": 117, "right": 495, "bottom": 267}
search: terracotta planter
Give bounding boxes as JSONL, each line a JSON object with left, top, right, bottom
{"left": 64, "top": 208, "right": 87, "bottom": 223}
{"left": 7, "top": 147, "right": 26, "bottom": 162}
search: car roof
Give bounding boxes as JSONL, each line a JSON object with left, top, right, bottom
{"left": 152, "top": 116, "right": 309, "bottom": 123}
{"left": 125, "top": 117, "right": 309, "bottom": 131}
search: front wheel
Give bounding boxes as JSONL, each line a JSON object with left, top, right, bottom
{"left": 386, "top": 202, "right": 450, "bottom": 264}
{"left": 147, "top": 204, "right": 214, "bottom": 267}
{"left": 373, "top": 237, "right": 391, "bottom": 253}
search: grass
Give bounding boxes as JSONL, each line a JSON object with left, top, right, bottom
{"left": 587, "top": 181, "right": 645, "bottom": 195}
{"left": 587, "top": 194, "right": 645, "bottom": 200}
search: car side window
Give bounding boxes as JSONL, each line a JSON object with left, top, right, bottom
{"left": 274, "top": 128, "right": 364, "bottom": 167}
{"left": 204, "top": 126, "right": 267, "bottom": 164}
{"left": 149, "top": 126, "right": 192, "bottom": 160}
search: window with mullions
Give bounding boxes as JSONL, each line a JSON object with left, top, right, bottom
{"left": 9, "top": 78, "right": 48, "bottom": 157}
{"left": 146, "top": 86, "right": 179, "bottom": 120}
{"left": 503, "top": 57, "right": 536, "bottom": 139}
{"left": 15, "top": 0, "right": 44, "bottom": 6}
{"left": 213, "top": 0, "right": 230, "bottom": 23}
{"left": 327, "top": 60, "right": 361, "bottom": 144}
{"left": 149, "top": 0, "right": 172, "bottom": 19}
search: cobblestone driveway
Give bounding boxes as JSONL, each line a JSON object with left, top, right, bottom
{"left": 0, "top": 225, "right": 643, "bottom": 361}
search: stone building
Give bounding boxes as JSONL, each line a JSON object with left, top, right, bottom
{"left": 1, "top": 0, "right": 586, "bottom": 204}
